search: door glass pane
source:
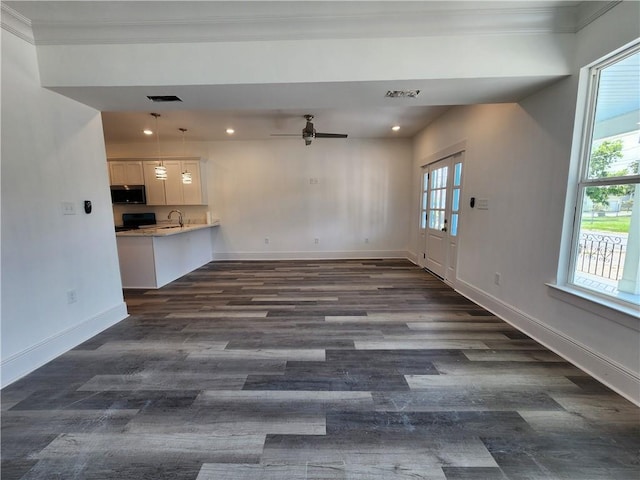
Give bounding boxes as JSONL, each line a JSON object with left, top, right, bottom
{"left": 454, "top": 162, "right": 462, "bottom": 186}
{"left": 432, "top": 167, "right": 448, "bottom": 189}
{"left": 421, "top": 169, "right": 429, "bottom": 230}
{"left": 452, "top": 189, "right": 460, "bottom": 212}
{"left": 451, "top": 214, "right": 458, "bottom": 236}
{"left": 427, "top": 164, "right": 452, "bottom": 232}
{"left": 430, "top": 210, "right": 445, "bottom": 230}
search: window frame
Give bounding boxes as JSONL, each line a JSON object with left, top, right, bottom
{"left": 557, "top": 40, "right": 640, "bottom": 317}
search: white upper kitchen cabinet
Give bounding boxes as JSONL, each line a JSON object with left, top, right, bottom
{"left": 142, "top": 161, "right": 167, "bottom": 205}
{"left": 134, "top": 157, "right": 207, "bottom": 206}
{"left": 109, "top": 161, "right": 144, "bottom": 185}
{"left": 163, "top": 161, "right": 184, "bottom": 205}
{"left": 181, "top": 160, "right": 205, "bottom": 205}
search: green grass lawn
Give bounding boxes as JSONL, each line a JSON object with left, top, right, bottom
{"left": 581, "top": 214, "right": 631, "bottom": 233}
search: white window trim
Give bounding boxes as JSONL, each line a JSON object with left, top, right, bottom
{"left": 553, "top": 39, "right": 640, "bottom": 321}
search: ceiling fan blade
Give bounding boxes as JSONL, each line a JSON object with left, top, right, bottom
{"left": 270, "top": 115, "right": 348, "bottom": 144}
{"left": 315, "top": 132, "right": 348, "bottom": 138}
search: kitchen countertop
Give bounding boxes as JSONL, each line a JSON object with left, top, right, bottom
{"left": 115, "top": 221, "right": 220, "bottom": 237}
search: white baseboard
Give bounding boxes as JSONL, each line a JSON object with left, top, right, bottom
{"left": 212, "top": 250, "right": 410, "bottom": 261}
{"left": 1, "top": 302, "right": 128, "bottom": 388}
{"left": 456, "top": 279, "right": 640, "bottom": 406}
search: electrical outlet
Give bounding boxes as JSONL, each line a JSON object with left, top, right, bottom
{"left": 264, "top": 238, "right": 269, "bottom": 245}
{"left": 494, "top": 273, "right": 501, "bottom": 286}
{"left": 62, "top": 202, "right": 77, "bottom": 215}
{"left": 67, "top": 289, "right": 78, "bottom": 304}
{"left": 314, "top": 238, "right": 319, "bottom": 244}
{"left": 365, "top": 238, "right": 369, "bottom": 244}
{"left": 309, "top": 178, "right": 319, "bottom": 185}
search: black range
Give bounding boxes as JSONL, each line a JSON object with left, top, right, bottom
{"left": 115, "top": 212, "right": 156, "bottom": 232}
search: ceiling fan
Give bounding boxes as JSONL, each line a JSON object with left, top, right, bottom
{"left": 271, "top": 114, "right": 348, "bottom": 146}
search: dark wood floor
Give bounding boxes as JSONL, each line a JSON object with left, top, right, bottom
{"left": 2, "top": 259, "right": 638, "bottom": 479}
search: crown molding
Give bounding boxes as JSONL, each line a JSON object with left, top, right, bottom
{"left": 15, "top": 4, "right": 582, "bottom": 46}
{"left": 1, "top": 3, "right": 34, "bottom": 44}
{"left": 4, "top": 1, "right": 621, "bottom": 47}
{"left": 575, "top": 1, "right": 621, "bottom": 31}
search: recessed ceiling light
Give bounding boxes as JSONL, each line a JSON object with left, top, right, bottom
{"left": 143, "top": 129, "right": 153, "bottom": 135}
{"left": 226, "top": 128, "right": 235, "bottom": 134}
{"left": 391, "top": 125, "right": 401, "bottom": 131}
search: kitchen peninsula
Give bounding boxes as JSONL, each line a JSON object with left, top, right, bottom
{"left": 116, "top": 221, "right": 220, "bottom": 289}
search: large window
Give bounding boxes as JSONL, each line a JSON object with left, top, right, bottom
{"left": 567, "top": 43, "right": 640, "bottom": 310}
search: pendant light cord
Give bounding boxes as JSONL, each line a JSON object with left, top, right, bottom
{"left": 151, "top": 113, "right": 161, "bottom": 166}
{"left": 180, "top": 128, "right": 187, "bottom": 155}
{"left": 179, "top": 128, "right": 192, "bottom": 184}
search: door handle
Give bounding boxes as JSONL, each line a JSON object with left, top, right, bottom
{"left": 441, "top": 227, "right": 447, "bottom": 232}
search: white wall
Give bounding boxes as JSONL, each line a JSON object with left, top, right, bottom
{"left": 411, "top": 2, "right": 640, "bottom": 403}
{"left": 107, "top": 138, "right": 413, "bottom": 259}
{"left": 1, "top": 30, "right": 127, "bottom": 387}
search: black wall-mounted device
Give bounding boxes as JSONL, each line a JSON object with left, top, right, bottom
{"left": 84, "top": 200, "right": 92, "bottom": 214}
{"left": 470, "top": 197, "right": 476, "bottom": 208}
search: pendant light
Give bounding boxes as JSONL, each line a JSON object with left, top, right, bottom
{"left": 180, "top": 127, "right": 192, "bottom": 184}
{"left": 151, "top": 113, "right": 167, "bottom": 180}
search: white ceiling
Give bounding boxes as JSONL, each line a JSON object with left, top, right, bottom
{"left": 3, "top": 1, "right": 615, "bottom": 144}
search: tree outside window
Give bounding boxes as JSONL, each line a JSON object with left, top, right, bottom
{"left": 586, "top": 140, "right": 624, "bottom": 212}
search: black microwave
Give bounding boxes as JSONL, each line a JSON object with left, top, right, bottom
{"left": 110, "top": 185, "right": 146, "bottom": 204}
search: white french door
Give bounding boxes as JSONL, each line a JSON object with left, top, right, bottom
{"left": 420, "top": 152, "right": 464, "bottom": 284}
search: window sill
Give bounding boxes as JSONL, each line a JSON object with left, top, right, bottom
{"left": 547, "top": 283, "right": 640, "bottom": 331}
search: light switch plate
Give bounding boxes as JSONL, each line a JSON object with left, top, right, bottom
{"left": 62, "top": 202, "right": 77, "bottom": 215}
{"left": 476, "top": 198, "right": 489, "bottom": 210}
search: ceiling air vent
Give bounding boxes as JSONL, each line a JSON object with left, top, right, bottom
{"left": 385, "top": 90, "right": 421, "bottom": 98}
{"left": 147, "top": 95, "right": 183, "bottom": 103}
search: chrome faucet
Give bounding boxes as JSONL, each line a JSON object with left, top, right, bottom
{"left": 168, "top": 209, "right": 184, "bottom": 228}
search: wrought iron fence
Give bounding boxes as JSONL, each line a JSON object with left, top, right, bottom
{"left": 577, "top": 232, "right": 626, "bottom": 281}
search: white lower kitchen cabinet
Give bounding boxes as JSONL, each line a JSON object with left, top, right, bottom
{"left": 116, "top": 224, "right": 218, "bottom": 289}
